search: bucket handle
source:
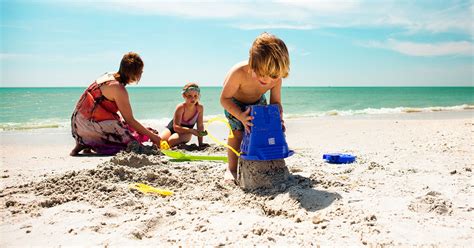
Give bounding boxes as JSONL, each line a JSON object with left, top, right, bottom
{"left": 205, "top": 117, "right": 241, "bottom": 157}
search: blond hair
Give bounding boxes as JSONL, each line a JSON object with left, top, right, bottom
{"left": 249, "top": 32, "right": 290, "bottom": 78}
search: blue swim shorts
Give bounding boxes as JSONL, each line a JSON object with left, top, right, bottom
{"left": 224, "top": 95, "right": 267, "bottom": 131}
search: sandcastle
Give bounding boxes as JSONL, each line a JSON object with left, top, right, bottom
{"left": 237, "top": 158, "right": 289, "bottom": 190}
{"left": 235, "top": 105, "right": 293, "bottom": 190}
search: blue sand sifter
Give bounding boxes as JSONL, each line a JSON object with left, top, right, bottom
{"left": 240, "top": 104, "right": 294, "bottom": 161}
{"left": 323, "top": 153, "right": 356, "bottom": 164}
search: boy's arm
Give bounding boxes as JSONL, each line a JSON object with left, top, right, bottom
{"left": 270, "top": 79, "right": 283, "bottom": 113}
{"left": 220, "top": 72, "right": 253, "bottom": 132}
{"left": 270, "top": 79, "right": 285, "bottom": 132}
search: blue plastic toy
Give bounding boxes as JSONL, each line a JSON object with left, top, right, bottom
{"left": 240, "top": 104, "right": 294, "bottom": 161}
{"left": 323, "top": 153, "right": 356, "bottom": 164}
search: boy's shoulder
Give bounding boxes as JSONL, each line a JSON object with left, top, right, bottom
{"left": 228, "top": 61, "right": 248, "bottom": 76}
{"left": 226, "top": 61, "right": 250, "bottom": 85}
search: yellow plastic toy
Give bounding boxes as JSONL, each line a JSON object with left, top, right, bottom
{"left": 205, "top": 117, "right": 241, "bottom": 157}
{"left": 160, "top": 140, "right": 170, "bottom": 150}
{"left": 129, "top": 183, "right": 174, "bottom": 196}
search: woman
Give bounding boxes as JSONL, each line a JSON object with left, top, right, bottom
{"left": 70, "top": 52, "right": 161, "bottom": 155}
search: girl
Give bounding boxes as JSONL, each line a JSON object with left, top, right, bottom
{"left": 70, "top": 52, "right": 161, "bottom": 155}
{"left": 160, "top": 83, "right": 207, "bottom": 148}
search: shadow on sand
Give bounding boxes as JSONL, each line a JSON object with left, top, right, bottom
{"left": 245, "top": 174, "right": 342, "bottom": 213}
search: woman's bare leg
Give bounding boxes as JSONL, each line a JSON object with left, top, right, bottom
{"left": 70, "top": 142, "right": 85, "bottom": 156}
{"left": 82, "top": 148, "right": 93, "bottom": 154}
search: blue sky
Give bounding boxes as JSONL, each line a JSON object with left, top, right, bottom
{"left": 1, "top": 0, "right": 473, "bottom": 87}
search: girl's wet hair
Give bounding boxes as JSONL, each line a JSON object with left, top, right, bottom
{"left": 181, "top": 82, "right": 200, "bottom": 94}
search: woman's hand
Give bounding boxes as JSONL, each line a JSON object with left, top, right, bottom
{"left": 149, "top": 133, "right": 161, "bottom": 147}
{"left": 147, "top": 127, "right": 159, "bottom": 135}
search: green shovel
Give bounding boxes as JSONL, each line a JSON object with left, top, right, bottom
{"left": 161, "top": 149, "right": 228, "bottom": 162}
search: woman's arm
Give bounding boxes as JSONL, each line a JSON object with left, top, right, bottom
{"left": 109, "top": 84, "right": 161, "bottom": 145}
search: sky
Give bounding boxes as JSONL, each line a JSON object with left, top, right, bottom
{"left": 1, "top": 0, "right": 473, "bottom": 87}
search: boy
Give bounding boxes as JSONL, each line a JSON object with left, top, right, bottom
{"left": 220, "top": 32, "right": 290, "bottom": 183}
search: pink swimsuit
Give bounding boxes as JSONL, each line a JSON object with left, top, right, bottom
{"left": 166, "top": 107, "right": 199, "bottom": 134}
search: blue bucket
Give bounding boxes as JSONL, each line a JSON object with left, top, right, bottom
{"left": 240, "top": 104, "right": 294, "bottom": 161}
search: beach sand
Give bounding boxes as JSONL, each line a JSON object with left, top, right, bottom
{"left": 1, "top": 110, "right": 473, "bottom": 246}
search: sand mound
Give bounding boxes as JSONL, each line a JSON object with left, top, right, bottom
{"left": 125, "top": 141, "right": 161, "bottom": 155}
{"left": 110, "top": 151, "right": 163, "bottom": 167}
{"left": 408, "top": 191, "right": 453, "bottom": 215}
{"left": 1, "top": 151, "right": 345, "bottom": 243}
{"left": 237, "top": 159, "right": 289, "bottom": 190}
{"left": 1, "top": 153, "right": 176, "bottom": 215}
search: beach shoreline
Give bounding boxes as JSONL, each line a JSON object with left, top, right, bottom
{"left": 1, "top": 110, "right": 473, "bottom": 246}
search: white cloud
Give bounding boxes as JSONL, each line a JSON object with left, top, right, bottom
{"left": 233, "top": 23, "right": 315, "bottom": 30}
{"left": 88, "top": 0, "right": 360, "bottom": 18}
{"left": 364, "top": 39, "right": 474, "bottom": 57}
{"left": 105, "top": 1, "right": 248, "bottom": 19}
{"left": 275, "top": 0, "right": 360, "bottom": 12}
{"left": 65, "top": 0, "right": 472, "bottom": 35}
{"left": 286, "top": 44, "right": 311, "bottom": 57}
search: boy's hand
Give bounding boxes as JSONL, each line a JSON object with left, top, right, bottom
{"left": 238, "top": 108, "right": 253, "bottom": 133}
{"left": 281, "top": 119, "right": 286, "bottom": 132}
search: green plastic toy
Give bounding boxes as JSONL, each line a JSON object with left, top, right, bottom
{"left": 161, "top": 149, "right": 228, "bottom": 162}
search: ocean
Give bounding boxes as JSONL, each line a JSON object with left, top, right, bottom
{"left": 0, "top": 87, "right": 473, "bottom": 131}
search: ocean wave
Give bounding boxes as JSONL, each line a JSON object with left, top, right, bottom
{"left": 0, "top": 118, "right": 172, "bottom": 132}
{"left": 0, "top": 121, "right": 67, "bottom": 131}
{"left": 285, "top": 104, "right": 474, "bottom": 119}
{"left": 0, "top": 116, "right": 226, "bottom": 132}
{"left": 1, "top": 105, "right": 472, "bottom": 131}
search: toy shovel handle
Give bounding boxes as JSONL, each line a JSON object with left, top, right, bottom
{"left": 188, "top": 155, "right": 228, "bottom": 162}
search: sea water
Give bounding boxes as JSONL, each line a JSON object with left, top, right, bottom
{"left": 0, "top": 87, "right": 472, "bottom": 131}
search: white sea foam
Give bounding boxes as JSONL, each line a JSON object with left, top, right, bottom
{"left": 1, "top": 105, "right": 472, "bottom": 132}
{"left": 284, "top": 104, "right": 474, "bottom": 119}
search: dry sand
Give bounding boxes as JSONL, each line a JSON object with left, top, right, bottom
{"left": 0, "top": 111, "right": 473, "bottom": 246}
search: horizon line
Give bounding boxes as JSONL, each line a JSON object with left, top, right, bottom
{"left": 1, "top": 85, "right": 473, "bottom": 89}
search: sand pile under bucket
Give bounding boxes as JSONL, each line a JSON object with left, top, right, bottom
{"left": 237, "top": 159, "right": 290, "bottom": 190}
